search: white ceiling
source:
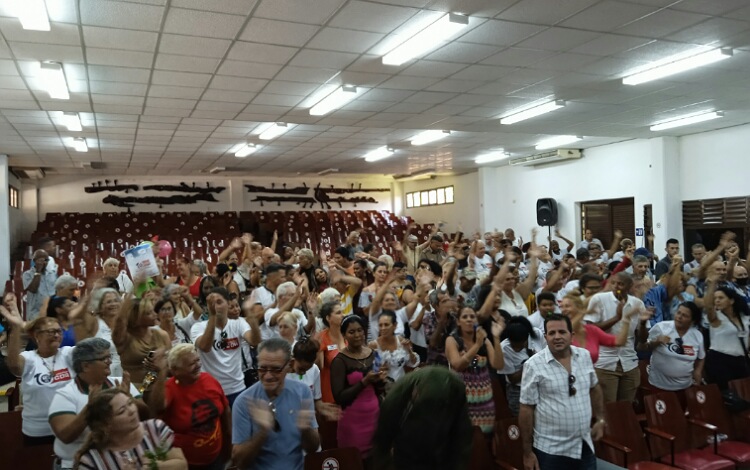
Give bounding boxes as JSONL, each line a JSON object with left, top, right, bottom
{"left": 2, "top": 0, "right": 750, "bottom": 176}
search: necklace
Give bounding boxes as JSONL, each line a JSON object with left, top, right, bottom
{"left": 37, "top": 350, "right": 57, "bottom": 375}
{"left": 345, "top": 346, "right": 370, "bottom": 369}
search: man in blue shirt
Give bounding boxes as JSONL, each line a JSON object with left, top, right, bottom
{"left": 232, "top": 338, "right": 319, "bottom": 469}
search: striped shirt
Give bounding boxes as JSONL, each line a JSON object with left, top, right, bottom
{"left": 77, "top": 419, "right": 174, "bottom": 470}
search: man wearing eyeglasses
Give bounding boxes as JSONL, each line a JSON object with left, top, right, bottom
{"left": 519, "top": 314, "right": 605, "bottom": 470}
{"left": 231, "top": 338, "right": 319, "bottom": 470}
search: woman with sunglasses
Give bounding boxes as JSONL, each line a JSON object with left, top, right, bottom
{"left": 639, "top": 301, "right": 705, "bottom": 405}
{"left": 48, "top": 337, "right": 144, "bottom": 470}
{"left": 0, "top": 293, "right": 75, "bottom": 447}
{"left": 331, "top": 315, "right": 388, "bottom": 462}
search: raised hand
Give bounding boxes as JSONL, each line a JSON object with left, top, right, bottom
{"left": 475, "top": 326, "right": 488, "bottom": 344}
{"left": 272, "top": 230, "right": 279, "bottom": 242}
{"left": 297, "top": 399, "right": 316, "bottom": 431}
{"left": 614, "top": 229, "right": 623, "bottom": 239}
{"left": 317, "top": 402, "right": 342, "bottom": 422}
{"left": 248, "top": 399, "right": 275, "bottom": 433}
{"left": 491, "top": 320, "right": 505, "bottom": 338}
{"left": 241, "top": 233, "right": 253, "bottom": 245}
{"left": 114, "top": 370, "right": 132, "bottom": 394}
{"left": 391, "top": 241, "right": 403, "bottom": 252}
{"left": 230, "top": 237, "right": 243, "bottom": 249}
{"left": 0, "top": 305, "right": 23, "bottom": 328}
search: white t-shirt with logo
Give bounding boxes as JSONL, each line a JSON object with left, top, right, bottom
{"left": 288, "top": 364, "right": 322, "bottom": 400}
{"left": 191, "top": 319, "right": 250, "bottom": 395}
{"left": 48, "top": 377, "right": 140, "bottom": 468}
{"left": 648, "top": 322, "right": 705, "bottom": 391}
{"left": 409, "top": 303, "right": 429, "bottom": 348}
{"left": 20, "top": 346, "right": 75, "bottom": 437}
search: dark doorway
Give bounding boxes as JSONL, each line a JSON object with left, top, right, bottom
{"left": 580, "top": 197, "right": 635, "bottom": 250}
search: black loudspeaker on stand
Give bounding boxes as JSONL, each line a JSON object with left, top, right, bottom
{"left": 536, "top": 198, "right": 558, "bottom": 226}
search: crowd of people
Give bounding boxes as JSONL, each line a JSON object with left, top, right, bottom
{"left": 1, "top": 224, "right": 749, "bottom": 469}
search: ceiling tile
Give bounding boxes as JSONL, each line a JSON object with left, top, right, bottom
{"left": 80, "top": 0, "right": 165, "bottom": 31}
{"left": 495, "top": 0, "right": 599, "bottom": 25}
{"left": 673, "top": 0, "right": 748, "bottom": 16}
{"left": 152, "top": 70, "right": 213, "bottom": 87}
{"left": 89, "top": 81, "right": 148, "bottom": 96}
{"left": 156, "top": 54, "right": 220, "bottom": 73}
{"left": 163, "top": 8, "right": 247, "bottom": 39}
{"left": 86, "top": 48, "right": 154, "bottom": 68}
{"left": 0, "top": 19, "right": 80, "bottom": 45}
{"left": 9, "top": 42, "right": 84, "bottom": 63}
{"left": 615, "top": 9, "right": 710, "bottom": 37}
{"left": 329, "top": 1, "right": 419, "bottom": 34}
{"left": 240, "top": 19, "right": 320, "bottom": 47}
{"left": 515, "top": 27, "right": 600, "bottom": 52}
{"left": 666, "top": 17, "right": 750, "bottom": 43}
{"left": 560, "top": 1, "right": 658, "bottom": 32}
{"left": 170, "top": 0, "right": 259, "bottom": 15}
{"left": 148, "top": 85, "right": 206, "bottom": 99}
{"left": 307, "top": 27, "right": 384, "bottom": 53}
{"left": 210, "top": 75, "right": 268, "bottom": 92}
{"left": 202, "top": 89, "right": 257, "bottom": 103}
{"left": 289, "top": 49, "right": 358, "bottom": 69}
{"left": 254, "top": 0, "right": 347, "bottom": 25}
{"left": 458, "top": 20, "right": 546, "bottom": 46}
{"left": 570, "top": 34, "right": 653, "bottom": 56}
{"left": 480, "top": 47, "right": 555, "bottom": 66}
{"left": 450, "top": 64, "right": 515, "bottom": 80}
{"left": 216, "top": 61, "right": 282, "bottom": 79}
{"left": 88, "top": 65, "right": 151, "bottom": 83}
{"left": 424, "top": 42, "right": 499, "bottom": 63}
{"left": 274, "top": 65, "right": 339, "bottom": 83}
{"left": 226, "top": 42, "right": 298, "bottom": 64}
{"left": 158, "top": 35, "right": 232, "bottom": 58}
{"left": 83, "top": 26, "right": 158, "bottom": 52}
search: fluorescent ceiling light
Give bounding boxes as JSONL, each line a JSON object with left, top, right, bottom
{"left": 382, "top": 13, "right": 469, "bottom": 66}
{"left": 16, "top": 0, "right": 50, "bottom": 31}
{"left": 650, "top": 111, "right": 723, "bottom": 131}
{"left": 410, "top": 130, "right": 450, "bottom": 146}
{"left": 310, "top": 85, "right": 359, "bottom": 116}
{"left": 71, "top": 138, "right": 88, "bottom": 153}
{"left": 62, "top": 112, "right": 81, "bottom": 131}
{"left": 500, "top": 100, "right": 566, "bottom": 125}
{"left": 364, "top": 146, "right": 394, "bottom": 162}
{"left": 623, "top": 48, "right": 732, "bottom": 85}
{"left": 40, "top": 61, "right": 69, "bottom": 100}
{"left": 258, "top": 122, "right": 291, "bottom": 140}
{"left": 535, "top": 135, "right": 582, "bottom": 150}
{"left": 235, "top": 144, "right": 258, "bottom": 157}
{"left": 475, "top": 151, "right": 510, "bottom": 164}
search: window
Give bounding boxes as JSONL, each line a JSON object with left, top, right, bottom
{"left": 405, "top": 185, "right": 454, "bottom": 208}
{"left": 8, "top": 185, "right": 18, "bottom": 208}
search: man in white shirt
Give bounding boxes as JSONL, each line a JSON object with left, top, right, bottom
{"left": 579, "top": 229, "right": 602, "bottom": 251}
{"left": 548, "top": 229, "right": 574, "bottom": 262}
{"left": 683, "top": 243, "right": 706, "bottom": 274}
{"left": 584, "top": 273, "right": 649, "bottom": 403}
{"left": 22, "top": 249, "right": 58, "bottom": 321}
{"left": 471, "top": 241, "right": 494, "bottom": 276}
{"left": 519, "top": 314, "right": 606, "bottom": 470}
{"left": 247, "top": 263, "right": 285, "bottom": 322}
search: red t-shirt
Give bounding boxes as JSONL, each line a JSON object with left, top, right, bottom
{"left": 162, "top": 372, "right": 228, "bottom": 465}
{"left": 572, "top": 323, "right": 617, "bottom": 364}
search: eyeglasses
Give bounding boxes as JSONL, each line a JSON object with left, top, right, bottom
{"left": 268, "top": 401, "right": 281, "bottom": 432}
{"left": 90, "top": 354, "right": 112, "bottom": 363}
{"left": 38, "top": 328, "right": 63, "bottom": 337}
{"left": 568, "top": 374, "right": 577, "bottom": 396}
{"left": 674, "top": 337, "right": 684, "bottom": 355}
{"left": 257, "top": 361, "right": 289, "bottom": 376}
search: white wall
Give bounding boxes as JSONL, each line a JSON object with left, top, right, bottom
{"left": 402, "top": 172, "right": 480, "bottom": 233}
{"left": 679, "top": 123, "right": 750, "bottom": 201}
{"left": 479, "top": 138, "right": 681, "bottom": 247}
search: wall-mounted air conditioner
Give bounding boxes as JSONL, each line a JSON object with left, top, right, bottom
{"left": 509, "top": 149, "right": 582, "bottom": 167}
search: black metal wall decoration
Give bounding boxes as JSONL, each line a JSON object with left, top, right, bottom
{"left": 84, "top": 180, "right": 139, "bottom": 193}
{"left": 246, "top": 182, "right": 388, "bottom": 209}
{"left": 102, "top": 193, "right": 219, "bottom": 209}
{"left": 142, "top": 182, "right": 226, "bottom": 194}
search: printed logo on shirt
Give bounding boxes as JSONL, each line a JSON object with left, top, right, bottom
{"left": 327, "top": 344, "right": 338, "bottom": 351}
{"left": 191, "top": 399, "right": 220, "bottom": 434}
{"left": 214, "top": 337, "right": 240, "bottom": 351}
{"left": 34, "top": 368, "right": 71, "bottom": 385}
{"left": 681, "top": 345, "right": 695, "bottom": 356}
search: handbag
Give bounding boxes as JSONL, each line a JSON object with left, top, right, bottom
{"left": 241, "top": 347, "right": 259, "bottom": 388}
{"left": 722, "top": 389, "right": 750, "bottom": 413}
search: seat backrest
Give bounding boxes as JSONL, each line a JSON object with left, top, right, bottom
{"left": 493, "top": 417, "right": 524, "bottom": 469}
{"left": 304, "top": 447, "right": 363, "bottom": 470}
{"left": 602, "top": 400, "right": 653, "bottom": 466}
{"left": 468, "top": 426, "right": 495, "bottom": 470}
{"left": 685, "top": 384, "right": 733, "bottom": 437}
{"left": 491, "top": 379, "right": 513, "bottom": 420}
{"left": 729, "top": 377, "right": 750, "bottom": 401}
{"left": 644, "top": 392, "right": 690, "bottom": 458}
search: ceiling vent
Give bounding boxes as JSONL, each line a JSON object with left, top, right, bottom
{"left": 11, "top": 168, "right": 45, "bottom": 179}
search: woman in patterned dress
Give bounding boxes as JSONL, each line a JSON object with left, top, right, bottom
{"left": 445, "top": 307, "right": 504, "bottom": 434}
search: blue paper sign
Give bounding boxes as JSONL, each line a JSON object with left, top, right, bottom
{"left": 635, "top": 228, "right": 644, "bottom": 236}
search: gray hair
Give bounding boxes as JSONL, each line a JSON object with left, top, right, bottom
{"left": 192, "top": 259, "right": 207, "bottom": 276}
{"left": 632, "top": 255, "right": 649, "bottom": 264}
{"left": 102, "top": 257, "right": 120, "bottom": 268}
{"left": 55, "top": 274, "right": 77, "bottom": 292}
{"left": 258, "top": 337, "right": 292, "bottom": 362}
{"left": 163, "top": 283, "right": 182, "bottom": 297}
{"left": 72, "top": 338, "right": 111, "bottom": 373}
{"left": 319, "top": 287, "right": 340, "bottom": 305}
{"left": 168, "top": 343, "right": 197, "bottom": 370}
{"left": 378, "top": 254, "right": 394, "bottom": 270}
{"left": 276, "top": 281, "right": 296, "bottom": 298}
{"left": 89, "top": 287, "right": 119, "bottom": 314}
{"left": 297, "top": 248, "right": 314, "bottom": 261}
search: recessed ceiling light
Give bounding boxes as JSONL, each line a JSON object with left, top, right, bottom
{"left": 475, "top": 151, "right": 510, "bottom": 164}
{"left": 650, "top": 111, "right": 723, "bottom": 131}
{"left": 40, "top": 61, "right": 69, "bottom": 100}
{"left": 310, "top": 85, "right": 360, "bottom": 116}
{"left": 62, "top": 112, "right": 82, "bottom": 131}
{"left": 500, "top": 100, "right": 566, "bottom": 125}
{"left": 410, "top": 130, "right": 450, "bottom": 146}
{"left": 382, "top": 13, "right": 469, "bottom": 66}
{"left": 71, "top": 137, "right": 88, "bottom": 152}
{"left": 15, "top": 0, "right": 50, "bottom": 31}
{"left": 623, "top": 48, "right": 732, "bottom": 85}
{"left": 535, "top": 135, "right": 582, "bottom": 150}
{"left": 364, "top": 146, "right": 394, "bottom": 162}
{"left": 258, "top": 122, "right": 291, "bottom": 140}
{"left": 235, "top": 144, "right": 258, "bottom": 157}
